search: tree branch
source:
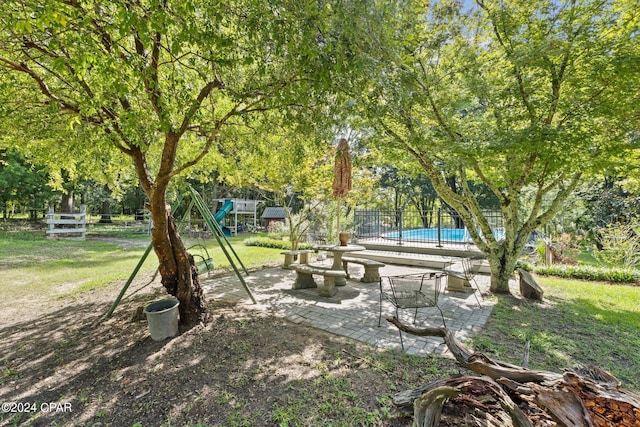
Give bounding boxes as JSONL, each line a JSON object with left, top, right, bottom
{"left": 134, "top": 26, "right": 170, "bottom": 127}
{"left": 170, "top": 105, "right": 238, "bottom": 178}
{"left": 0, "top": 57, "right": 80, "bottom": 113}
{"left": 172, "top": 75, "right": 302, "bottom": 178}
{"left": 389, "top": 317, "right": 562, "bottom": 383}
{"left": 178, "top": 79, "right": 224, "bottom": 134}
{"left": 458, "top": 168, "right": 499, "bottom": 249}
{"left": 476, "top": 1, "right": 537, "bottom": 125}
{"left": 518, "top": 171, "right": 581, "bottom": 250}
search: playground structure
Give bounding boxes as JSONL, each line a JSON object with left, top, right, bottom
{"left": 216, "top": 198, "right": 264, "bottom": 236}
{"left": 214, "top": 200, "right": 235, "bottom": 236}
{"left": 185, "top": 198, "right": 263, "bottom": 237}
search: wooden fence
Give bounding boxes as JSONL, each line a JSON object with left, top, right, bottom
{"left": 46, "top": 205, "right": 87, "bottom": 240}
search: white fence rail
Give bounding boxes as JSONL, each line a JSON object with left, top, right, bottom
{"left": 46, "top": 205, "right": 87, "bottom": 240}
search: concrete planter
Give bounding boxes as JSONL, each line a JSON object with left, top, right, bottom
{"left": 338, "top": 232, "right": 351, "bottom": 246}
{"left": 143, "top": 298, "right": 180, "bottom": 341}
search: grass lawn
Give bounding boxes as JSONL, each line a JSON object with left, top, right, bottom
{"left": 0, "top": 230, "right": 283, "bottom": 301}
{"left": 472, "top": 276, "right": 640, "bottom": 389}
{"left": 0, "top": 231, "right": 157, "bottom": 299}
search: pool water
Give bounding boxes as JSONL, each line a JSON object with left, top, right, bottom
{"left": 385, "top": 227, "right": 504, "bottom": 242}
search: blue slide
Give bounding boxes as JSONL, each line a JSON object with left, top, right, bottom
{"left": 214, "top": 199, "right": 234, "bottom": 237}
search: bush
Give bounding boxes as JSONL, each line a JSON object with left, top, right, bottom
{"left": 519, "top": 262, "right": 639, "bottom": 283}
{"left": 535, "top": 238, "right": 546, "bottom": 261}
{"left": 243, "top": 237, "right": 312, "bottom": 251}
{"left": 515, "top": 261, "right": 533, "bottom": 272}
{"left": 266, "top": 221, "right": 288, "bottom": 240}
{"left": 594, "top": 221, "right": 640, "bottom": 269}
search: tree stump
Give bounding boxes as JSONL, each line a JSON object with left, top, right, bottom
{"left": 518, "top": 268, "right": 544, "bottom": 301}
{"left": 386, "top": 318, "right": 640, "bottom": 427}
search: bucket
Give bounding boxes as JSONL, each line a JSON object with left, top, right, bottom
{"left": 143, "top": 298, "right": 180, "bottom": 341}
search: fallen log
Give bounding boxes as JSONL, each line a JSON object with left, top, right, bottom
{"left": 388, "top": 319, "right": 561, "bottom": 383}
{"left": 387, "top": 317, "right": 640, "bottom": 427}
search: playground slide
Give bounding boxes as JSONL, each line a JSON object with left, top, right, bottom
{"left": 214, "top": 199, "right": 234, "bottom": 236}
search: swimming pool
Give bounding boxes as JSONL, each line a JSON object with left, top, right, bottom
{"left": 384, "top": 227, "right": 505, "bottom": 243}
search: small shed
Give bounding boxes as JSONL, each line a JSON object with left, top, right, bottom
{"left": 261, "top": 207, "right": 288, "bottom": 229}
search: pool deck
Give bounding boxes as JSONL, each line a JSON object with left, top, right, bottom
{"left": 202, "top": 260, "right": 501, "bottom": 356}
{"left": 355, "top": 237, "right": 485, "bottom": 257}
{"left": 351, "top": 238, "right": 491, "bottom": 272}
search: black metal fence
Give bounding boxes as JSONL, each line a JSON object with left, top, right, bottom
{"left": 353, "top": 208, "right": 505, "bottom": 246}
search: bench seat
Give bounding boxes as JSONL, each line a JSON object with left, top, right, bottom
{"left": 281, "top": 249, "right": 315, "bottom": 267}
{"left": 341, "top": 256, "right": 385, "bottom": 283}
{"left": 443, "top": 262, "right": 471, "bottom": 292}
{"left": 289, "top": 264, "right": 346, "bottom": 297}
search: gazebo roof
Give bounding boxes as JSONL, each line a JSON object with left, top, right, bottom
{"left": 261, "top": 207, "right": 288, "bottom": 219}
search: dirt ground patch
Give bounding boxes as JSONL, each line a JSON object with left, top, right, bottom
{"left": 0, "top": 274, "right": 468, "bottom": 426}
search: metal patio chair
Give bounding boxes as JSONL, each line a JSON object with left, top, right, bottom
{"left": 461, "top": 257, "right": 483, "bottom": 307}
{"left": 378, "top": 272, "right": 447, "bottom": 351}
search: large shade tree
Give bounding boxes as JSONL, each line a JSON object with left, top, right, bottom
{"left": 0, "top": 78, "right": 133, "bottom": 213}
{"left": 358, "top": 0, "right": 639, "bottom": 292}
{"left": 0, "top": 0, "right": 367, "bottom": 324}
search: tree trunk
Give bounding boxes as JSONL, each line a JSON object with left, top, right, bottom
{"left": 487, "top": 246, "right": 517, "bottom": 294}
{"left": 60, "top": 191, "right": 73, "bottom": 213}
{"left": 285, "top": 208, "right": 299, "bottom": 251}
{"left": 98, "top": 184, "right": 113, "bottom": 223}
{"left": 149, "top": 191, "right": 207, "bottom": 327}
{"left": 99, "top": 200, "right": 113, "bottom": 223}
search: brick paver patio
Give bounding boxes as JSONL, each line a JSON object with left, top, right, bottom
{"left": 202, "top": 263, "right": 496, "bottom": 356}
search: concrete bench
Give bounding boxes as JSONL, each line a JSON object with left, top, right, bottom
{"left": 443, "top": 262, "right": 470, "bottom": 292}
{"left": 289, "top": 264, "right": 347, "bottom": 297}
{"left": 281, "top": 249, "right": 315, "bottom": 268}
{"left": 341, "top": 256, "right": 385, "bottom": 283}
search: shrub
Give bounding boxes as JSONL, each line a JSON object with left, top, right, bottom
{"left": 594, "top": 221, "right": 640, "bottom": 269}
{"left": 267, "top": 221, "right": 288, "bottom": 239}
{"left": 243, "top": 237, "right": 312, "bottom": 251}
{"left": 519, "top": 262, "right": 639, "bottom": 283}
{"left": 515, "top": 261, "right": 533, "bottom": 272}
{"left": 535, "top": 238, "right": 546, "bottom": 261}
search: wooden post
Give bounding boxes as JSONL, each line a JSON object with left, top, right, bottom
{"left": 544, "top": 241, "right": 554, "bottom": 265}
{"left": 79, "top": 205, "right": 86, "bottom": 240}
{"left": 47, "top": 206, "right": 55, "bottom": 239}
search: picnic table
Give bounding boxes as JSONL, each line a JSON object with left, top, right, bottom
{"left": 313, "top": 244, "right": 366, "bottom": 287}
